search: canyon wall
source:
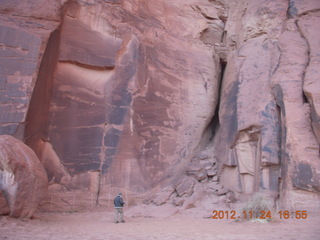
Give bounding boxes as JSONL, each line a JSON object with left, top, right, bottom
{"left": 215, "top": 0, "right": 320, "bottom": 210}
{"left": 0, "top": 0, "right": 319, "bottom": 213}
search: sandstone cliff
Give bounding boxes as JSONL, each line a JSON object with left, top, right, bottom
{"left": 0, "top": 0, "right": 319, "bottom": 214}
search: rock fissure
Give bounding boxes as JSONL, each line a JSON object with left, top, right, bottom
{"left": 58, "top": 60, "right": 115, "bottom": 71}
{"left": 298, "top": 8, "right": 320, "bottom": 17}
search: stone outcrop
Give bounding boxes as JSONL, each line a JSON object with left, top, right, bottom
{"left": 22, "top": 0, "right": 222, "bottom": 195}
{"left": 0, "top": 0, "right": 319, "bottom": 213}
{"left": 0, "top": 135, "right": 48, "bottom": 218}
{"left": 213, "top": 0, "right": 320, "bottom": 210}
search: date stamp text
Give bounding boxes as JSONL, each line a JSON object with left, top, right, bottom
{"left": 212, "top": 210, "right": 308, "bottom": 220}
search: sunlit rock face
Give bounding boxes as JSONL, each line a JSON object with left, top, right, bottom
{"left": 22, "top": 0, "right": 222, "bottom": 193}
{"left": 0, "top": 0, "right": 319, "bottom": 211}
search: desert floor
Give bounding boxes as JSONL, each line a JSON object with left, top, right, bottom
{"left": 0, "top": 206, "right": 319, "bottom": 240}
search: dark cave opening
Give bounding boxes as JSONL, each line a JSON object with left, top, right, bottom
{"left": 207, "top": 58, "right": 227, "bottom": 142}
{"left": 302, "top": 91, "right": 309, "bottom": 104}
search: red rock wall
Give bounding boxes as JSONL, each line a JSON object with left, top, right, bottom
{"left": 215, "top": 0, "right": 320, "bottom": 210}
{"left": 0, "top": 0, "right": 319, "bottom": 211}
{"left": 0, "top": 0, "right": 62, "bottom": 138}
{"left": 40, "top": 0, "right": 221, "bottom": 194}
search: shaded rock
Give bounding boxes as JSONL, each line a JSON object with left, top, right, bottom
{"left": 172, "top": 197, "right": 184, "bottom": 207}
{"left": 1, "top": 0, "right": 222, "bottom": 196}
{"left": 153, "top": 186, "right": 175, "bottom": 206}
{"left": 271, "top": 18, "right": 320, "bottom": 202}
{"left": 194, "top": 170, "right": 208, "bottom": 182}
{"left": 0, "top": 0, "right": 64, "bottom": 21}
{"left": 184, "top": 203, "right": 196, "bottom": 210}
{"left": 40, "top": 141, "right": 71, "bottom": 184}
{"left": 207, "top": 182, "right": 223, "bottom": 191}
{"left": 181, "top": 182, "right": 207, "bottom": 210}
{"left": 215, "top": 187, "right": 230, "bottom": 196}
{"left": 191, "top": 153, "right": 210, "bottom": 162}
{"left": 0, "top": 192, "right": 9, "bottom": 215}
{"left": 175, "top": 176, "right": 195, "bottom": 197}
{"left": 142, "top": 198, "right": 153, "bottom": 205}
{"left": 215, "top": 0, "right": 285, "bottom": 198}
{"left": 290, "top": 0, "right": 320, "bottom": 16}
{"left": 211, "top": 176, "right": 219, "bottom": 182}
{"left": 59, "top": 16, "right": 122, "bottom": 68}
{"left": 224, "top": 191, "right": 237, "bottom": 203}
{"left": 0, "top": 25, "right": 44, "bottom": 137}
{"left": 299, "top": 12, "right": 320, "bottom": 146}
{"left": 206, "top": 167, "right": 218, "bottom": 177}
{"left": 186, "top": 163, "right": 207, "bottom": 181}
{"left": 201, "top": 160, "right": 214, "bottom": 170}
{"left": 0, "top": 135, "right": 48, "bottom": 218}
{"left": 186, "top": 162, "right": 203, "bottom": 173}
{"left": 207, "top": 181, "right": 229, "bottom": 195}
{"left": 200, "top": 21, "right": 225, "bottom": 45}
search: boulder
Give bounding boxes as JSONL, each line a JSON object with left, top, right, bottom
{"left": 172, "top": 197, "right": 185, "bottom": 207}
{"left": 186, "top": 163, "right": 207, "bottom": 182}
{"left": 194, "top": 170, "right": 208, "bottom": 182}
{"left": 207, "top": 182, "right": 223, "bottom": 191}
{"left": 215, "top": 187, "right": 230, "bottom": 196}
{"left": 0, "top": 135, "right": 48, "bottom": 218}
{"left": 175, "top": 176, "right": 196, "bottom": 197}
{"left": 153, "top": 186, "right": 175, "bottom": 206}
{"left": 206, "top": 167, "right": 218, "bottom": 177}
{"left": 211, "top": 176, "right": 219, "bottom": 182}
{"left": 201, "top": 160, "right": 214, "bottom": 170}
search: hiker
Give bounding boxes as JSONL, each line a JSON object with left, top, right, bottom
{"left": 114, "top": 192, "right": 125, "bottom": 223}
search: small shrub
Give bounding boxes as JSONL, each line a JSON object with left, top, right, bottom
{"left": 240, "top": 192, "right": 274, "bottom": 220}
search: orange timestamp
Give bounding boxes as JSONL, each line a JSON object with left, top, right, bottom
{"left": 212, "top": 210, "right": 308, "bottom": 220}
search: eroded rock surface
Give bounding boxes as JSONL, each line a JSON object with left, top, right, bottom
{"left": 0, "top": 0, "right": 61, "bottom": 138}
{"left": 0, "top": 135, "right": 48, "bottom": 218}
{"left": 0, "top": 0, "right": 319, "bottom": 212}
{"left": 212, "top": 0, "right": 320, "bottom": 210}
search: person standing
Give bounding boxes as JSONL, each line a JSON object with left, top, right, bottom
{"left": 114, "top": 192, "right": 125, "bottom": 223}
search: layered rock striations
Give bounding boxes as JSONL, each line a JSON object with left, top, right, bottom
{"left": 0, "top": 0, "right": 319, "bottom": 214}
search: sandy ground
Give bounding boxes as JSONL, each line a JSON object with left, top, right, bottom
{"left": 0, "top": 206, "right": 319, "bottom": 240}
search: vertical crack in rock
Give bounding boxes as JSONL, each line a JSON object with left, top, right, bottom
{"left": 95, "top": 123, "right": 108, "bottom": 206}
{"left": 287, "top": 0, "right": 298, "bottom": 18}
{"left": 24, "top": 28, "right": 70, "bottom": 182}
{"left": 98, "top": 34, "right": 137, "bottom": 193}
{"left": 206, "top": 58, "right": 226, "bottom": 143}
{"left": 296, "top": 15, "right": 320, "bottom": 147}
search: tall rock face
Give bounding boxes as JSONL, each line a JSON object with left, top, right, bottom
{"left": 215, "top": 0, "right": 320, "bottom": 210}
{"left": 0, "top": 0, "right": 319, "bottom": 211}
{"left": 5, "top": 0, "right": 222, "bottom": 197}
